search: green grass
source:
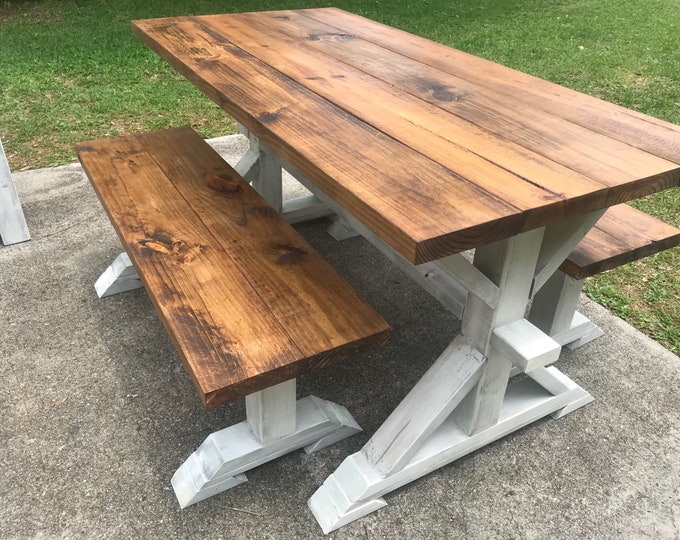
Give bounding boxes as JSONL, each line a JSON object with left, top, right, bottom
{"left": 2, "top": 0, "right": 679, "bottom": 354}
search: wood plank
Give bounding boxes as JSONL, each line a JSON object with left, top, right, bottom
{"left": 302, "top": 8, "right": 680, "bottom": 164}
{"left": 254, "top": 10, "right": 679, "bottom": 198}
{"left": 139, "top": 127, "right": 390, "bottom": 361}
{"left": 560, "top": 204, "right": 680, "bottom": 279}
{"left": 362, "top": 336, "right": 485, "bottom": 477}
{"left": 131, "top": 17, "right": 525, "bottom": 263}
{"left": 77, "top": 127, "right": 390, "bottom": 407}
{"left": 203, "top": 13, "right": 608, "bottom": 226}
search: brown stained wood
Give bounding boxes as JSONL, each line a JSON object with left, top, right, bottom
{"left": 560, "top": 204, "right": 680, "bottom": 279}
{"left": 131, "top": 10, "right": 680, "bottom": 263}
{"left": 76, "top": 127, "right": 390, "bottom": 408}
{"left": 199, "top": 14, "right": 608, "bottom": 226}
{"left": 248, "top": 10, "right": 677, "bottom": 195}
{"left": 302, "top": 8, "right": 680, "bottom": 164}
{"left": 132, "top": 17, "right": 525, "bottom": 263}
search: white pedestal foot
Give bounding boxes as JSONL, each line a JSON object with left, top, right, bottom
{"left": 309, "top": 473, "right": 387, "bottom": 534}
{"left": 172, "top": 395, "right": 361, "bottom": 508}
{"left": 94, "top": 252, "right": 143, "bottom": 298}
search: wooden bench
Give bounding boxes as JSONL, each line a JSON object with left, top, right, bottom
{"left": 530, "top": 203, "right": 680, "bottom": 348}
{"left": 75, "top": 126, "right": 391, "bottom": 507}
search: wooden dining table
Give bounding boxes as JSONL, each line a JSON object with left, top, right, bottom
{"left": 132, "top": 8, "right": 680, "bottom": 532}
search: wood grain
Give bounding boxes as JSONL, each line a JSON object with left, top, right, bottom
{"left": 303, "top": 8, "right": 680, "bottom": 163}
{"left": 76, "top": 127, "right": 390, "bottom": 408}
{"left": 131, "top": 10, "right": 680, "bottom": 263}
{"left": 561, "top": 204, "right": 680, "bottom": 279}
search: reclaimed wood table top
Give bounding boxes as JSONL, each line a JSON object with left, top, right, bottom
{"left": 132, "top": 8, "right": 680, "bottom": 264}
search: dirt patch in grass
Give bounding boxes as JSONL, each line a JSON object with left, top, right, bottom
{"left": 0, "top": 1, "right": 61, "bottom": 24}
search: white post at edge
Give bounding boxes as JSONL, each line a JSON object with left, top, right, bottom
{"left": 0, "top": 138, "right": 30, "bottom": 245}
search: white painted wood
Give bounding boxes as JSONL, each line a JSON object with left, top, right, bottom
{"left": 461, "top": 229, "right": 546, "bottom": 354}
{"left": 0, "top": 138, "right": 30, "bottom": 245}
{"left": 456, "top": 228, "right": 545, "bottom": 434}
{"left": 328, "top": 216, "right": 361, "bottom": 240}
{"left": 564, "top": 325, "right": 604, "bottom": 350}
{"left": 308, "top": 473, "right": 387, "bottom": 534}
{"left": 362, "top": 336, "right": 485, "bottom": 477}
{"left": 491, "top": 319, "right": 561, "bottom": 373}
{"left": 94, "top": 252, "right": 144, "bottom": 298}
{"left": 251, "top": 139, "right": 282, "bottom": 212}
{"left": 527, "top": 366, "right": 594, "bottom": 418}
{"left": 304, "top": 399, "right": 362, "bottom": 454}
{"left": 236, "top": 125, "right": 282, "bottom": 210}
{"left": 281, "top": 195, "right": 333, "bottom": 224}
{"left": 434, "top": 253, "right": 500, "bottom": 310}
{"left": 529, "top": 271, "right": 585, "bottom": 335}
{"left": 309, "top": 367, "right": 591, "bottom": 533}
{"left": 172, "top": 395, "right": 362, "bottom": 508}
{"left": 550, "top": 311, "right": 604, "bottom": 349}
{"left": 245, "top": 380, "right": 297, "bottom": 446}
{"left": 532, "top": 210, "right": 605, "bottom": 295}
{"left": 281, "top": 160, "right": 467, "bottom": 317}
{"left": 233, "top": 148, "right": 260, "bottom": 183}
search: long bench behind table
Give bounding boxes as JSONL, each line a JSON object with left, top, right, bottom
{"left": 76, "top": 126, "right": 391, "bottom": 508}
{"left": 530, "top": 203, "right": 680, "bottom": 348}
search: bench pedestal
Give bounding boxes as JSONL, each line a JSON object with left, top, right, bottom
{"left": 172, "top": 380, "right": 361, "bottom": 508}
{"left": 529, "top": 271, "right": 604, "bottom": 350}
{"left": 94, "top": 252, "right": 143, "bottom": 298}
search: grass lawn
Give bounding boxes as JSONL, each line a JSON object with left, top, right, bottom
{"left": 2, "top": 0, "right": 679, "bottom": 355}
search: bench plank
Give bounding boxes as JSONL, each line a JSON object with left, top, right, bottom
{"left": 77, "top": 127, "right": 390, "bottom": 408}
{"left": 560, "top": 204, "right": 680, "bottom": 279}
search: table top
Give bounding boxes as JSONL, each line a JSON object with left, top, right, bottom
{"left": 132, "top": 8, "right": 680, "bottom": 264}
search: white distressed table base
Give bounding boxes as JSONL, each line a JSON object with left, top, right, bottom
{"left": 172, "top": 395, "right": 361, "bottom": 508}
{"left": 309, "top": 367, "right": 592, "bottom": 533}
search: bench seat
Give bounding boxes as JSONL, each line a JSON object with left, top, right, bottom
{"left": 561, "top": 203, "right": 680, "bottom": 280}
{"left": 76, "top": 126, "right": 390, "bottom": 408}
{"left": 531, "top": 203, "right": 679, "bottom": 348}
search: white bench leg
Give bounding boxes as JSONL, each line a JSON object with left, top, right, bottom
{"left": 236, "top": 127, "right": 337, "bottom": 226}
{"left": 171, "top": 379, "right": 362, "bottom": 508}
{"left": 235, "top": 125, "right": 283, "bottom": 211}
{"left": 0, "top": 138, "right": 30, "bottom": 245}
{"left": 94, "top": 252, "right": 143, "bottom": 298}
{"left": 529, "top": 271, "right": 604, "bottom": 350}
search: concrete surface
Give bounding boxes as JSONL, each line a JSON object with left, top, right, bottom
{"left": 1, "top": 134, "right": 679, "bottom": 539}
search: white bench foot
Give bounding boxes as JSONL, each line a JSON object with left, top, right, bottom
{"left": 94, "top": 252, "right": 143, "bottom": 298}
{"left": 309, "top": 364, "right": 591, "bottom": 533}
{"left": 550, "top": 311, "right": 604, "bottom": 350}
{"left": 529, "top": 271, "right": 605, "bottom": 349}
{"left": 173, "top": 381, "right": 361, "bottom": 508}
{"left": 328, "top": 216, "right": 361, "bottom": 241}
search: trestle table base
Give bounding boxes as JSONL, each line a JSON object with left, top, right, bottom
{"left": 309, "top": 365, "right": 592, "bottom": 533}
